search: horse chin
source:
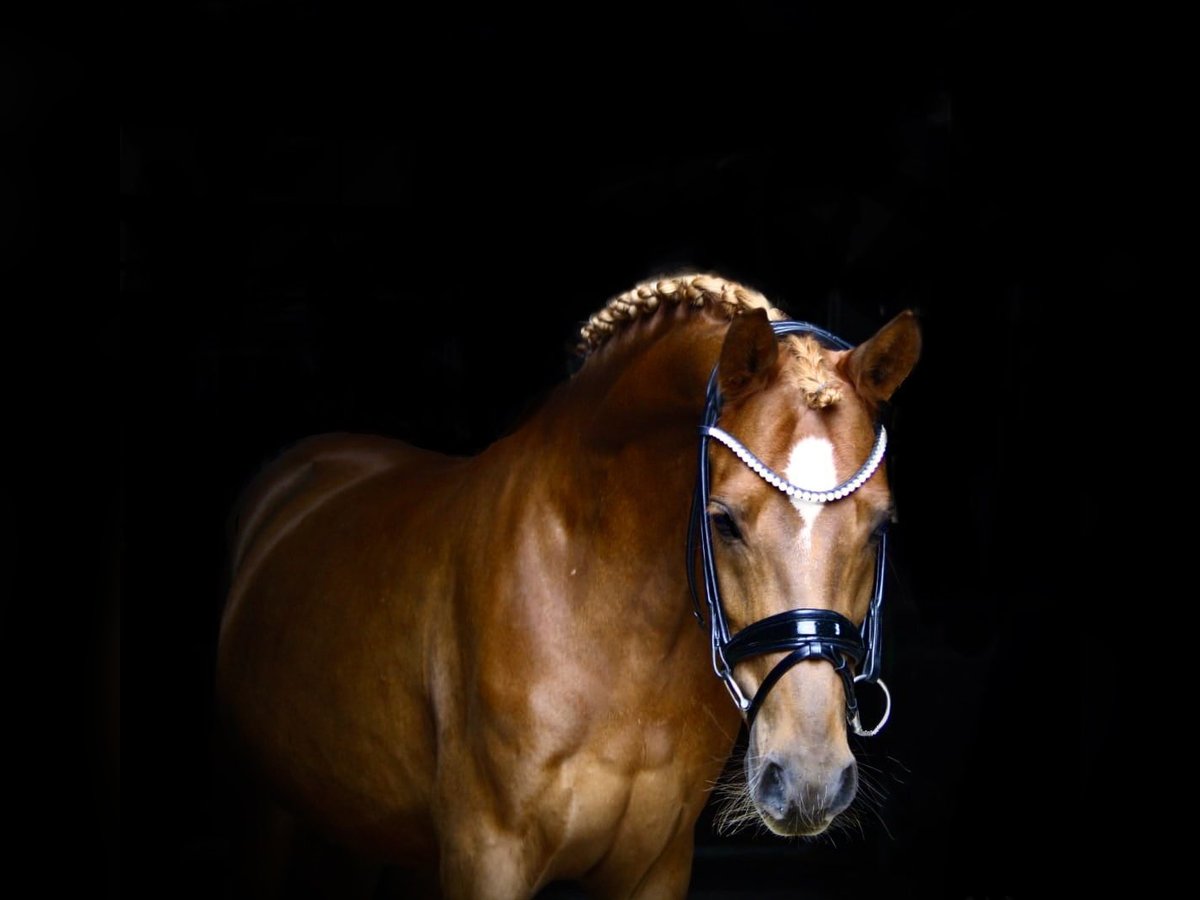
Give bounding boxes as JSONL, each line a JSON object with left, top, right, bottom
{"left": 756, "top": 805, "right": 833, "bottom": 838}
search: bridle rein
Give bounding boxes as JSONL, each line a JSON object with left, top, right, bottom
{"left": 687, "top": 319, "right": 893, "bottom": 738}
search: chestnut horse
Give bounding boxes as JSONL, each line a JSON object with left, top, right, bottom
{"left": 217, "top": 274, "right": 920, "bottom": 898}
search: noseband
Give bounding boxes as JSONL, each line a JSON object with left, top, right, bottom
{"left": 687, "top": 320, "right": 892, "bottom": 737}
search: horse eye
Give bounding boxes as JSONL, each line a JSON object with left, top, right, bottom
{"left": 711, "top": 510, "right": 743, "bottom": 543}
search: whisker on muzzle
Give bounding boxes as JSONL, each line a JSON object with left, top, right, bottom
{"left": 842, "top": 751, "right": 903, "bottom": 840}
{"left": 711, "top": 743, "right": 770, "bottom": 836}
{"left": 709, "top": 742, "right": 902, "bottom": 841}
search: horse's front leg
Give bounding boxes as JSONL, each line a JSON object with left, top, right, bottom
{"left": 436, "top": 824, "right": 547, "bottom": 900}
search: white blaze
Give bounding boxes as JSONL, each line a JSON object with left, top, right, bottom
{"left": 784, "top": 437, "right": 839, "bottom": 551}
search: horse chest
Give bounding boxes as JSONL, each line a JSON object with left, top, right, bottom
{"left": 539, "top": 732, "right": 704, "bottom": 877}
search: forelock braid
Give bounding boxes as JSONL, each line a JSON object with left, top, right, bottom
{"left": 784, "top": 335, "right": 844, "bottom": 409}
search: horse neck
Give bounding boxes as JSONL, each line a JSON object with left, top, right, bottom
{"left": 562, "top": 310, "right": 723, "bottom": 471}
{"left": 515, "top": 313, "right": 726, "bottom": 623}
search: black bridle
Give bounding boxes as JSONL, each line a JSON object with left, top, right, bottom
{"left": 686, "top": 320, "right": 892, "bottom": 736}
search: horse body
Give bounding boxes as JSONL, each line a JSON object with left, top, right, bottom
{"left": 217, "top": 277, "right": 919, "bottom": 898}
{"left": 219, "top": 306, "right": 742, "bottom": 896}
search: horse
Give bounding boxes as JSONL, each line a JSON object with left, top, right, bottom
{"left": 216, "top": 274, "right": 921, "bottom": 899}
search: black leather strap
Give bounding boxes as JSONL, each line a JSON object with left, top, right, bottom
{"left": 744, "top": 644, "right": 859, "bottom": 727}
{"left": 723, "top": 608, "right": 864, "bottom": 668}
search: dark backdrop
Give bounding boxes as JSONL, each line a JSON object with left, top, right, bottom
{"left": 110, "top": 3, "right": 1155, "bottom": 897}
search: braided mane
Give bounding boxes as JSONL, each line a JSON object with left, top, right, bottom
{"left": 578, "top": 273, "right": 843, "bottom": 409}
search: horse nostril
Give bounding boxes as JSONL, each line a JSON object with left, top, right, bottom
{"left": 759, "top": 758, "right": 788, "bottom": 811}
{"left": 830, "top": 760, "right": 858, "bottom": 814}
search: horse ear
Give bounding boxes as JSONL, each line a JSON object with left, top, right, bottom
{"left": 837, "top": 310, "right": 922, "bottom": 405}
{"left": 719, "top": 308, "right": 778, "bottom": 400}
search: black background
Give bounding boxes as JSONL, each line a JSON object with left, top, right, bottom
{"left": 94, "top": 2, "right": 1162, "bottom": 896}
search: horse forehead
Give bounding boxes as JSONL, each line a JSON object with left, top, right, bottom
{"left": 783, "top": 436, "right": 840, "bottom": 491}
{"left": 731, "top": 382, "right": 875, "bottom": 476}
{"left": 750, "top": 394, "right": 882, "bottom": 504}
{"left": 751, "top": 392, "right": 842, "bottom": 456}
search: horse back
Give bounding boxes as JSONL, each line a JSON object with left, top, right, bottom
{"left": 227, "top": 432, "right": 447, "bottom": 579}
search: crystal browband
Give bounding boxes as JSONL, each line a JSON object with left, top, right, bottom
{"left": 700, "top": 424, "right": 888, "bottom": 504}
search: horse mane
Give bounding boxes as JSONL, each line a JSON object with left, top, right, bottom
{"left": 577, "top": 273, "right": 843, "bottom": 409}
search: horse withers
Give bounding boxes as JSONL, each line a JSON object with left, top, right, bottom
{"left": 217, "top": 275, "right": 920, "bottom": 898}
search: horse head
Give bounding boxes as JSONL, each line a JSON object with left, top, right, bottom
{"left": 703, "top": 307, "right": 920, "bottom": 836}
